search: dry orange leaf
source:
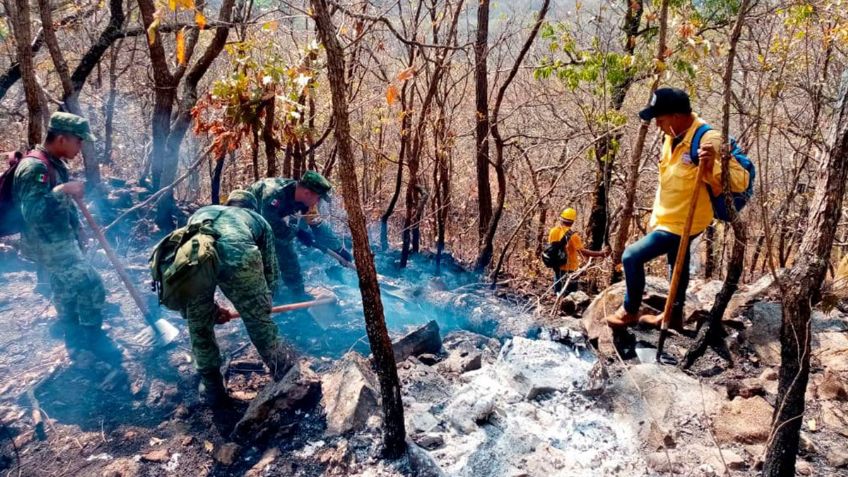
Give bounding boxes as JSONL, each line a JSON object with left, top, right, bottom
{"left": 176, "top": 29, "right": 186, "bottom": 65}
{"left": 396, "top": 66, "right": 415, "bottom": 82}
{"left": 195, "top": 10, "right": 206, "bottom": 29}
{"left": 147, "top": 18, "right": 161, "bottom": 45}
{"left": 386, "top": 84, "right": 399, "bottom": 106}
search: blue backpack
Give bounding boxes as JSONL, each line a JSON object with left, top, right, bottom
{"left": 690, "top": 123, "right": 756, "bottom": 221}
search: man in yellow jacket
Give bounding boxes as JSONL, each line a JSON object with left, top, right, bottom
{"left": 548, "top": 208, "right": 608, "bottom": 295}
{"left": 607, "top": 88, "right": 750, "bottom": 330}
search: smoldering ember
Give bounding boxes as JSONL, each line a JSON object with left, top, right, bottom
{"left": 0, "top": 0, "right": 847, "bottom": 476}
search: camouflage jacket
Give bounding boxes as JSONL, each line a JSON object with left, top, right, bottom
{"left": 246, "top": 178, "right": 342, "bottom": 251}
{"left": 188, "top": 205, "right": 281, "bottom": 292}
{"left": 12, "top": 147, "right": 79, "bottom": 245}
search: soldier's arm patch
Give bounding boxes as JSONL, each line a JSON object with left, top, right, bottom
{"left": 36, "top": 173, "right": 47, "bottom": 184}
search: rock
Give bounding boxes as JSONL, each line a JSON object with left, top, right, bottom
{"left": 233, "top": 361, "right": 320, "bottom": 440}
{"left": 740, "top": 302, "right": 782, "bottom": 364}
{"left": 815, "top": 332, "right": 848, "bottom": 372}
{"left": 726, "top": 378, "right": 765, "bottom": 399}
{"left": 245, "top": 448, "right": 279, "bottom": 477}
{"left": 607, "top": 363, "right": 724, "bottom": 449}
{"left": 180, "top": 436, "right": 193, "bottom": 446}
{"left": 714, "top": 396, "right": 773, "bottom": 444}
{"left": 407, "top": 442, "right": 448, "bottom": 477}
{"left": 559, "top": 290, "right": 592, "bottom": 315}
{"left": 796, "top": 459, "right": 813, "bottom": 475}
{"left": 412, "top": 432, "right": 445, "bottom": 450}
{"left": 688, "top": 445, "right": 747, "bottom": 472}
{"left": 582, "top": 276, "right": 696, "bottom": 355}
{"left": 418, "top": 353, "right": 440, "bottom": 365}
{"left": 827, "top": 447, "right": 848, "bottom": 468}
{"left": 437, "top": 347, "right": 482, "bottom": 375}
{"left": 444, "top": 387, "right": 496, "bottom": 433}
{"left": 817, "top": 370, "right": 848, "bottom": 400}
{"left": 101, "top": 458, "right": 140, "bottom": 477}
{"left": 497, "top": 337, "right": 593, "bottom": 399}
{"left": 214, "top": 443, "right": 241, "bottom": 466}
{"left": 799, "top": 432, "right": 817, "bottom": 454}
{"left": 392, "top": 321, "right": 442, "bottom": 363}
{"left": 821, "top": 401, "right": 848, "bottom": 437}
{"left": 320, "top": 352, "right": 380, "bottom": 437}
{"left": 406, "top": 404, "right": 440, "bottom": 434}
{"left": 398, "top": 358, "right": 453, "bottom": 404}
{"left": 645, "top": 451, "right": 683, "bottom": 474}
{"left": 140, "top": 448, "right": 169, "bottom": 463}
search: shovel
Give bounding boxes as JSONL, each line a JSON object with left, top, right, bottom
{"left": 653, "top": 158, "right": 709, "bottom": 363}
{"left": 322, "top": 247, "right": 412, "bottom": 303}
{"left": 72, "top": 196, "right": 180, "bottom": 347}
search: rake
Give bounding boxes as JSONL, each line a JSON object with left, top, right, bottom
{"left": 73, "top": 196, "right": 180, "bottom": 347}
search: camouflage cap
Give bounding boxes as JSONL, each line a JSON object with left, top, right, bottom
{"left": 298, "top": 170, "right": 332, "bottom": 198}
{"left": 48, "top": 112, "right": 97, "bottom": 142}
{"left": 225, "top": 189, "right": 258, "bottom": 211}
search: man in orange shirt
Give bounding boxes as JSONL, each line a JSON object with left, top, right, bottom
{"left": 547, "top": 208, "right": 608, "bottom": 295}
{"left": 606, "top": 88, "right": 749, "bottom": 330}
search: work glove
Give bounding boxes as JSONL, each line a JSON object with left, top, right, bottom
{"left": 214, "top": 303, "right": 236, "bottom": 324}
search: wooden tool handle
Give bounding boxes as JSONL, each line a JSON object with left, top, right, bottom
{"left": 226, "top": 296, "right": 336, "bottom": 320}
{"left": 656, "top": 161, "right": 709, "bottom": 359}
{"left": 72, "top": 196, "right": 154, "bottom": 325}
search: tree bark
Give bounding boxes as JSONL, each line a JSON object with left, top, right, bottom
{"left": 262, "top": 99, "right": 278, "bottom": 176}
{"left": 474, "top": 0, "right": 492, "bottom": 245}
{"left": 763, "top": 68, "right": 848, "bottom": 477}
{"left": 311, "top": 0, "right": 406, "bottom": 458}
{"left": 7, "top": 0, "right": 43, "bottom": 147}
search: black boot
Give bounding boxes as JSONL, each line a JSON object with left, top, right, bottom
{"left": 198, "top": 370, "right": 232, "bottom": 408}
{"left": 72, "top": 326, "right": 123, "bottom": 364}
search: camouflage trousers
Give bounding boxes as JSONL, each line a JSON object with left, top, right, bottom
{"left": 183, "top": 246, "right": 295, "bottom": 375}
{"left": 34, "top": 238, "right": 106, "bottom": 326}
{"left": 275, "top": 237, "right": 305, "bottom": 296}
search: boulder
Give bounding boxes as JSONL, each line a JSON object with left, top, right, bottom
{"left": 607, "top": 363, "right": 724, "bottom": 449}
{"left": 826, "top": 447, "right": 848, "bottom": 468}
{"left": 398, "top": 358, "right": 453, "bottom": 404}
{"left": 320, "top": 352, "right": 380, "bottom": 437}
{"left": 392, "top": 321, "right": 442, "bottom": 363}
{"left": 816, "top": 370, "right": 848, "bottom": 401}
{"left": 233, "top": 362, "right": 320, "bottom": 439}
{"left": 713, "top": 396, "right": 773, "bottom": 444}
{"left": 739, "top": 302, "right": 782, "bottom": 364}
{"left": 140, "top": 448, "right": 170, "bottom": 463}
{"left": 582, "top": 276, "right": 697, "bottom": 355}
{"left": 497, "top": 337, "right": 593, "bottom": 399}
{"left": 437, "top": 333, "right": 486, "bottom": 375}
{"left": 821, "top": 401, "right": 848, "bottom": 437}
{"left": 101, "top": 458, "right": 140, "bottom": 477}
{"left": 443, "top": 387, "right": 497, "bottom": 433}
{"left": 815, "top": 331, "right": 848, "bottom": 372}
{"left": 213, "top": 443, "right": 241, "bottom": 466}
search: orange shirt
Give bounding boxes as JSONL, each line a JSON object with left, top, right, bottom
{"left": 547, "top": 225, "right": 584, "bottom": 272}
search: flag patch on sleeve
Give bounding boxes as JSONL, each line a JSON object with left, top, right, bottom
{"left": 36, "top": 173, "right": 47, "bottom": 184}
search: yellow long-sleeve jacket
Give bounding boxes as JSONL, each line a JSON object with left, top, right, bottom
{"left": 649, "top": 115, "right": 750, "bottom": 237}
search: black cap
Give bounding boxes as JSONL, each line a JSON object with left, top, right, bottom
{"left": 639, "top": 87, "right": 691, "bottom": 121}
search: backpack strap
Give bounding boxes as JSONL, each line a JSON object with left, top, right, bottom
{"left": 560, "top": 229, "right": 575, "bottom": 249}
{"left": 23, "top": 150, "right": 56, "bottom": 187}
{"left": 689, "top": 123, "right": 712, "bottom": 167}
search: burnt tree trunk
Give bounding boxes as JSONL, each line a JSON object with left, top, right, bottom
{"left": 763, "top": 68, "right": 848, "bottom": 477}
{"left": 682, "top": 0, "right": 752, "bottom": 370}
{"left": 211, "top": 153, "right": 226, "bottom": 204}
{"left": 262, "top": 98, "right": 278, "bottom": 177}
{"left": 474, "top": 0, "right": 492, "bottom": 245}
{"left": 7, "top": 0, "right": 42, "bottom": 147}
{"left": 311, "top": 0, "right": 406, "bottom": 458}
{"left": 380, "top": 79, "right": 413, "bottom": 251}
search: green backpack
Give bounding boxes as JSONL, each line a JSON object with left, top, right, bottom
{"left": 149, "top": 217, "right": 221, "bottom": 311}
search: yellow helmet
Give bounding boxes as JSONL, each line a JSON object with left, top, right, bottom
{"left": 560, "top": 208, "right": 577, "bottom": 221}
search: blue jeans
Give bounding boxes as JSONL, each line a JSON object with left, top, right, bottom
{"left": 622, "top": 230, "right": 692, "bottom": 316}
{"left": 553, "top": 269, "right": 578, "bottom": 294}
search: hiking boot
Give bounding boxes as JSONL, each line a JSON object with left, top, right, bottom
{"left": 605, "top": 307, "right": 640, "bottom": 328}
{"left": 639, "top": 311, "right": 686, "bottom": 331}
{"left": 72, "top": 326, "right": 123, "bottom": 364}
{"left": 198, "top": 370, "right": 232, "bottom": 408}
{"left": 263, "top": 342, "right": 297, "bottom": 381}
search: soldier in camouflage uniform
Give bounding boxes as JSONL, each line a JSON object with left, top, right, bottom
{"left": 181, "top": 194, "right": 296, "bottom": 406}
{"left": 246, "top": 171, "right": 350, "bottom": 301}
{"left": 13, "top": 112, "right": 115, "bottom": 359}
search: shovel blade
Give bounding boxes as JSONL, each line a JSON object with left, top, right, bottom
{"left": 134, "top": 318, "right": 180, "bottom": 347}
